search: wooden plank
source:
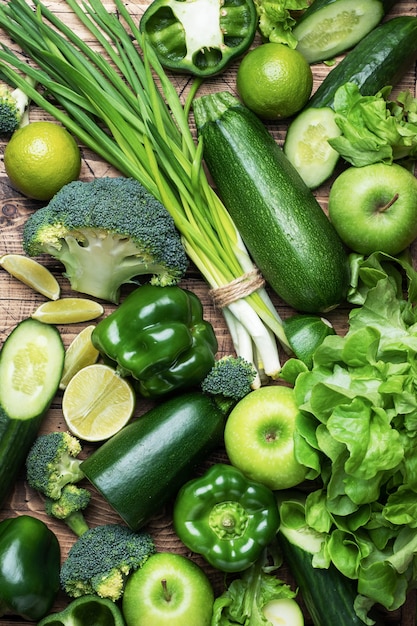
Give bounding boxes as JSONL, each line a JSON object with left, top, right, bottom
{"left": 0, "top": 0, "right": 416, "bottom": 623}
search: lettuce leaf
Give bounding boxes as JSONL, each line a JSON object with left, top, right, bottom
{"left": 279, "top": 252, "right": 417, "bottom": 622}
{"left": 254, "top": 0, "right": 309, "bottom": 47}
{"left": 328, "top": 82, "right": 417, "bottom": 167}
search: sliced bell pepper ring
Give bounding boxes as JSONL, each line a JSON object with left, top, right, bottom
{"left": 139, "top": 0, "right": 258, "bottom": 77}
{"left": 0, "top": 515, "right": 61, "bottom": 621}
{"left": 38, "top": 595, "right": 126, "bottom": 626}
{"left": 173, "top": 463, "right": 280, "bottom": 572}
{"left": 91, "top": 284, "right": 218, "bottom": 399}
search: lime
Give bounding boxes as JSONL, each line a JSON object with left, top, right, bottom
{"left": 31, "top": 298, "right": 104, "bottom": 324}
{"left": 0, "top": 253, "right": 60, "bottom": 299}
{"left": 4, "top": 121, "right": 81, "bottom": 201}
{"left": 60, "top": 325, "right": 100, "bottom": 390}
{"left": 62, "top": 363, "right": 135, "bottom": 442}
{"left": 236, "top": 43, "right": 313, "bottom": 120}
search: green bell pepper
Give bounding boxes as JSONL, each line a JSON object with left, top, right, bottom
{"left": 92, "top": 284, "right": 218, "bottom": 398}
{"left": 140, "top": 0, "right": 258, "bottom": 77}
{"left": 0, "top": 515, "right": 61, "bottom": 621}
{"left": 38, "top": 595, "right": 126, "bottom": 626}
{"left": 173, "top": 463, "right": 280, "bottom": 573}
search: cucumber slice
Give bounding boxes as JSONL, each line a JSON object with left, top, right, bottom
{"left": 293, "top": 0, "right": 386, "bottom": 64}
{"left": 284, "top": 107, "right": 342, "bottom": 189}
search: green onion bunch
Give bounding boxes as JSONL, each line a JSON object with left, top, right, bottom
{"left": 0, "top": 0, "right": 290, "bottom": 384}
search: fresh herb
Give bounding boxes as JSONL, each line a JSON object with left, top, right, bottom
{"left": 329, "top": 82, "right": 417, "bottom": 167}
{"left": 280, "top": 251, "right": 417, "bottom": 623}
{"left": 254, "top": 0, "right": 310, "bottom": 47}
{"left": 0, "top": 0, "right": 290, "bottom": 385}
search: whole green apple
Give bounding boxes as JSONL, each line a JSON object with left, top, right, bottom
{"left": 122, "top": 552, "right": 214, "bottom": 626}
{"left": 328, "top": 162, "right": 417, "bottom": 255}
{"left": 224, "top": 385, "right": 306, "bottom": 490}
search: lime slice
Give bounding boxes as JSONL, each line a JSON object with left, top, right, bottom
{"left": 60, "top": 325, "right": 100, "bottom": 390}
{"left": 0, "top": 253, "right": 60, "bottom": 300}
{"left": 62, "top": 363, "right": 135, "bottom": 442}
{"left": 31, "top": 298, "right": 104, "bottom": 324}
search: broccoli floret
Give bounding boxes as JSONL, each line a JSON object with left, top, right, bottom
{"left": 0, "top": 76, "right": 35, "bottom": 136}
{"left": 201, "top": 355, "right": 257, "bottom": 412}
{"left": 60, "top": 523, "right": 156, "bottom": 601}
{"left": 45, "top": 484, "right": 91, "bottom": 537}
{"left": 22, "top": 177, "right": 188, "bottom": 303}
{"left": 26, "top": 431, "right": 85, "bottom": 500}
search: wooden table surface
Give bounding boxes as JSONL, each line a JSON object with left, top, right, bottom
{"left": 1, "top": 0, "right": 417, "bottom": 623}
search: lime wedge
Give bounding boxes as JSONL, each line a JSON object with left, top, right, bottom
{"left": 60, "top": 325, "right": 100, "bottom": 390}
{"left": 0, "top": 253, "right": 60, "bottom": 300}
{"left": 31, "top": 298, "right": 104, "bottom": 324}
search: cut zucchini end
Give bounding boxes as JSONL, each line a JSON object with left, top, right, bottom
{"left": 284, "top": 106, "right": 342, "bottom": 189}
{"left": 293, "top": 0, "right": 385, "bottom": 64}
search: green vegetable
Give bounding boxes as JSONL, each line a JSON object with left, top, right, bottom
{"left": 280, "top": 251, "right": 417, "bottom": 622}
{"left": 140, "top": 0, "right": 257, "bottom": 77}
{"left": 0, "top": 75, "right": 35, "bottom": 136}
{"left": 0, "top": 0, "right": 289, "bottom": 383}
{"left": 60, "top": 523, "right": 155, "bottom": 601}
{"left": 173, "top": 463, "right": 280, "bottom": 573}
{"left": 277, "top": 493, "right": 368, "bottom": 626}
{"left": 193, "top": 90, "right": 349, "bottom": 314}
{"left": 91, "top": 284, "right": 217, "bottom": 398}
{"left": 284, "top": 15, "right": 417, "bottom": 188}
{"left": 309, "top": 16, "right": 417, "bottom": 110}
{"left": 0, "top": 318, "right": 65, "bottom": 508}
{"left": 254, "top": 0, "right": 310, "bottom": 47}
{"left": 328, "top": 83, "right": 417, "bottom": 166}
{"left": 211, "top": 547, "right": 301, "bottom": 625}
{"left": 201, "top": 355, "right": 257, "bottom": 401}
{"left": 283, "top": 313, "right": 336, "bottom": 369}
{"left": 293, "top": 0, "right": 398, "bottom": 64}
{"left": 26, "top": 431, "right": 85, "bottom": 500}
{"left": 0, "top": 515, "right": 61, "bottom": 621}
{"left": 81, "top": 358, "right": 256, "bottom": 530}
{"left": 45, "top": 484, "right": 91, "bottom": 537}
{"left": 38, "top": 595, "right": 126, "bottom": 626}
{"left": 22, "top": 177, "right": 188, "bottom": 304}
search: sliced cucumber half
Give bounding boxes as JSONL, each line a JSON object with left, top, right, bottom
{"left": 284, "top": 106, "right": 342, "bottom": 189}
{"left": 293, "top": 0, "right": 386, "bottom": 64}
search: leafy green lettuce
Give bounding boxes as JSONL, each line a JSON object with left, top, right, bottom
{"left": 211, "top": 546, "right": 298, "bottom": 625}
{"left": 254, "top": 0, "right": 310, "bottom": 47}
{"left": 280, "top": 251, "right": 417, "bottom": 624}
{"left": 328, "top": 82, "right": 417, "bottom": 167}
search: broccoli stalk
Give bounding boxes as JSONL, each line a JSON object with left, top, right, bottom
{"left": 45, "top": 484, "right": 91, "bottom": 537}
{"left": 60, "top": 523, "right": 156, "bottom": 601}
{"left": 0, "top": 76, "right": 36, "bottom": 136}
{"left": 201, "top": 355, "right": 257, "bottom": 413}
{"left": 22, "top": 177, "right": 188, "bottom": 303}
{"left": 26, "top": 431, "right": 85, "bottom": 500}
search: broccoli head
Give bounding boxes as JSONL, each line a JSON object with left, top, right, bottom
{"left": 26, "top": 431, "right": 85, "bottom": 500}
{"left": 0, "top": 83, "right": 30, "bottom": 136}
{"left": 201, "top": 355, "right": 257, "bottom": 412}
{"left": 45, "top": 483, "right": 91, "bottom": 537}
{"left": 22, "top": 177, "right": 189, "bottom": 303}
{"left": 60, "top": 523, "right": 156, "bottom": 601}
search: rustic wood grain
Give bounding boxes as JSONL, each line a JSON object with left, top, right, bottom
{"left": 1, "top": 0, "right": 416, "bottom": 623}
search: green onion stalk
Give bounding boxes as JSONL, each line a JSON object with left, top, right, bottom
{"left": 0, "top": 0, "right": 291, "bottom": 385}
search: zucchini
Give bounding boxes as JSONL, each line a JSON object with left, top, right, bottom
{"left": 278, "top": 531, "right": 368, "bottom": 626}
{"left": 81, "top": 391, "right": 226, "bottom": 530}
{"left": 308, "top": 15, "right": 417, "bottom": 109}
{"left": 193, "top": 91, "right": 349, "bottom": 314}
{"left": 285, "top": 15, "right": 417, "bottom": 188}
{"left": 0, "top": 318, "right": 65, "bottom": 507}
{"left": 293, "top": 0, "right": 398, "bottom": 63}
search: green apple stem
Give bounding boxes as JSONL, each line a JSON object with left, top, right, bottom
{"left": 380, "top": 193, "right": 399, "bottom": 212}
{"left": 160, "top": 579, "right": 172, "bottom": 603}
